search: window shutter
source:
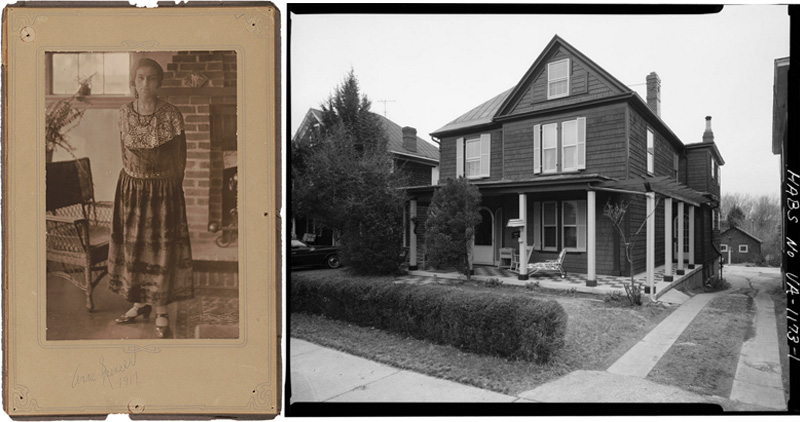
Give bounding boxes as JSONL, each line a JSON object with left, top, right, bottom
{"left": 533, "top": 124, "right": 541, "bottom": 174}
{"left": 577, "top": 117, "right": 586, "bottom": 170}
{"left": 456, "top": 137, "right": 464, "bottom": 177}
{"left": 480, "top": 133, "right": 491, "bottom": 178}
{"left": 533, "top": 201, "right": 541, "bottom": 250}
{"left": 577, "top": 200, "right": 587, "bottom": 251}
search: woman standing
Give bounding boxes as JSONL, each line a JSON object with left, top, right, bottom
{"left": 108, "top": 58, "right": 193, "bottom": 338}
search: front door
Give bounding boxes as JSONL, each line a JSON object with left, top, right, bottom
{"left": 473, "top": 208, "right": 494, "bottom": 265}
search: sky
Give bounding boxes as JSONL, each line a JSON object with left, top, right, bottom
{"left": 290, "top": 5, "right": 789, "bottom": 199}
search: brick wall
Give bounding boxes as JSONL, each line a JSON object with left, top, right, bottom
{"left": 161, "top": 51, "right": 237, "bottom": 240}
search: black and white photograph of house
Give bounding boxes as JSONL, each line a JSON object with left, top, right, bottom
{"left": 288, "top": 6, "right": 790, "bottom": 412}
{"left": 45, "top": 50, "right": 240, "bottom": 340}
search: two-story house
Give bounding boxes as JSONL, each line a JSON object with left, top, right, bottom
{"left": 292, "top": 108, "right": 440, "bottom": 244}
{"left": 405, "top": 35, "right": 724, "bottom": 287}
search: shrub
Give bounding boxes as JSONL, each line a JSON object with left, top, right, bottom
{"left": 604, "top": 290, "right": 624, "bottom": 303}
{"left": 525, "top": 281, "right": 540, "bottom": 290}
{"left": 291, "top": 273, "right": 567, "bottom": 363}
{"left": 481, "top": 277, "right": 503, "bottom": 288}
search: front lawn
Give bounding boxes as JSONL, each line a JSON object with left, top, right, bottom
{"left": 289, "top": 269, "right": 674, "bottom": 395}
{"left": 646, "top": 290, "right": 753, "bottom": 397}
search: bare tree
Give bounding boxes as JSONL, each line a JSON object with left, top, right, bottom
{"left": 603, "top": 195, "right": 662, "bottom": 305}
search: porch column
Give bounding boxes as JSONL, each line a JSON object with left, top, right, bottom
{"left": 688, "top": 205, "right": 696, "bottom": 269}
{"left": 518, "top": 193, "right": 528, "bottom": 281}
{"left": 676, "top": 201, "right": 685, "bottom": 275}
{"left": 586, "top": 190, "right": 596, "bottom": 286}
{"left": 663, "top": 197, "right": 673, "bottom": 282}
{"left": 646, "top": 192, "right": 655, "bottom": 300}
{"left": 402, "top": 204, "right": 407, "bottom": 248}
{"left": 409, "top": 199, "right": 418, "bottom": 271}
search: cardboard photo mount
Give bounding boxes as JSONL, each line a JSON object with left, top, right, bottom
{"left": 2, "top": 3, "right": 281, "bottom": 418}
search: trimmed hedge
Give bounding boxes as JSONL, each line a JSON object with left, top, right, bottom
{"left": 291, "top": 275, "right": 568, "bottom": 363}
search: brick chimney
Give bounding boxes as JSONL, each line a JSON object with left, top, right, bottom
{"left": 646, "top": 72, "right": 661, "bottom": 117}
{"left": 703, "top": 116, "right": 714, "bottom": 143}
{"left": 402, "top": 126, "right": 417, "bottom": 153}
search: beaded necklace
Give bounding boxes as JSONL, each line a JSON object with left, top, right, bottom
{"left": 134, "top": 99, "right": 158, "bottom": 126}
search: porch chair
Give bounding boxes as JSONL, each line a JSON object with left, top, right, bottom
{"left": 527, "top": 249, "right": 568, "bottom": 279}
{"left": 46, "top": 158, "right": 112, "bottom": 311}
{"left": 511, "top": 246, "right": 533, "bottom": 273}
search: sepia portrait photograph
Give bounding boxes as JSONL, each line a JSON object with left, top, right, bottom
{"left": 4, "top": 5, "right": 279, "bottom": 418}
{"left": 45, "top": 50, "right": 240, "bottom": 341}
{"left": 287, "top": 4, "right": 794, "bottom": 415}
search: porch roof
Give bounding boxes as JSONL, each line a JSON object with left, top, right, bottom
{"left": 404, "top": 173, "right": 610, "bottom": 197}
{"left": 593, "top": 176, "right": 713, "bottom": 207}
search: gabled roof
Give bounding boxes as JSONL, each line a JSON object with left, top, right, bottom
{"left": 293, "top": 108, "right": 439, "bottom": 164}
{"left": 374, "top": 113, "right": 439, "bottom": 163}
{"left": 291, "top": 108, "right": 324, "bottom": 143}
{"left": 495, "top": 34, "right": 631, "bottom": 117}
{"left": 720, "top": 226, "right": 763, "bottom": 244}
{"left": 431, "top": 87, "right": 514, "bottom": 136}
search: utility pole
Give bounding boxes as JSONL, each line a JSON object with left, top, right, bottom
{"left": 377, "top": 99, "right": 395, "bottom": 117}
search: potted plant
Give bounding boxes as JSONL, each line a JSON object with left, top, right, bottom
{"left": 45, "top": 73, "right": 94, "bottom": 162}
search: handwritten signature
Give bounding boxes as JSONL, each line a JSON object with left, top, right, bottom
{"left": 71, "top": 353, "right": 138, "bottom": 390}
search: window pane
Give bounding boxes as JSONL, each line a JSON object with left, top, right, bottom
{"left": 104, "top": 53, "right": 130, "bottom": 94}
{"left": 544, "top": 227, "right": 557, "bottom": 247}
{"left": 543, "top": 124, "right": 557, "bottom": 148}
{"left": 466, "top": 160, "right": 480, "bottom": 177}
{"left": 52, "top": 54, "right": 79, "bottom": 94}
{"left": 549, "top": 80, "right": 568, "bottom": 97}
{"left": 78, "top": 53, "right": 104, "bottom": 94}
{"left": 466, "top": 140, "right": 481, "bottom": 159}
{"left": 543, "top": 203, "right": 556, "bottom": 225}
{"left": 544, "top": 150, "right": 556, "bottom": 171}
{"left": 549, "top": 60, "right": 568, "bottom": 80}
{"left": 564, "top": 227, "right": 577, "bottom": 248}
{"left": 564, "top": 145, "right": 576, "bottom": 169}
{"left": 562, "top": 120, "right": 577, "bottom": 146}
{"left": 563, "top": 201, "right": 577, "bottom": 225}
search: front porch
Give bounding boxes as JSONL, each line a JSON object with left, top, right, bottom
{"left": 407, "top": 263, "right": 703, "bottom": 304}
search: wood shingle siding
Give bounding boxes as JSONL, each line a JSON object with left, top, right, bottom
{"left": 501, "top": 104, "right": 626, "bottom": 181}
{"left": 508, "top": 47, "right": 620, "bottom": 116}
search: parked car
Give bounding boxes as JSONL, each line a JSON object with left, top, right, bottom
{"left": 290, "top": 240, "right": 342, "bottom": 269}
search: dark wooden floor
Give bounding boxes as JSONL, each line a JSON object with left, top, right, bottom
{"left": 46, "top": 261, "right": 239, "bottom": 341}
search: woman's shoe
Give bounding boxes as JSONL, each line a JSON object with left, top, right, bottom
{"left": 115, "top": 305, "right": 152, "bottom": 324}
{"left": 155, "top": 314, "right": 169, "bottom": 338}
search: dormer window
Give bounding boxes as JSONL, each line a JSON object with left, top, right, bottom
{"left": 547, "top": 58, "right": 570, "bottom": 100}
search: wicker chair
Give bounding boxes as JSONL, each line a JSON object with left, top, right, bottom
{"left": 46, "top": 158, "right": 112, "bottom": 311}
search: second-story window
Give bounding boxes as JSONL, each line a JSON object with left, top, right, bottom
{"left": 465, "top": 138, "right": 482, "bottom": 177}
{"left": 542, "top": 123, "right": 558, "bottom": 173}
{"left": 647, "top": 128, "right": 655, "bottom": 175}
{"left": 673, "top": 152, "right": 679, "bottom": 180}
{"left": 455, "top": 133, "right": 491, "bottom": 179}
{"left": 533, "top": 117, "right": 586, "bottom": 174}
{"left": 547, "top": 58, "right": 570, "bottom": 100}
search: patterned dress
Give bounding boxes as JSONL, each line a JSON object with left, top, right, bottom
{"left": 108, "top": 101, "right": 193, "bottom": 306}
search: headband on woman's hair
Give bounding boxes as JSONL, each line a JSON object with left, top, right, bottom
{"left": 129, "top": 58, "right": 165, "bottom": 89}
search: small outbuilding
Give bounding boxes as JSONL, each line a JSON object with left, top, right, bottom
{"left": 720, "top": 226, "right": 763, "bottom": 264}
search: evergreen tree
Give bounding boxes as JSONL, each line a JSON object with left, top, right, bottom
{"left": 292, "top": 70, "right": 406, "bottom": 274}
{"left": 424, "top": 177, "right": 482, "bottom": 281}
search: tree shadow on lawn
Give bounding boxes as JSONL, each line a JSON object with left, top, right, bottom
{"left": 289, "top": 270, "right": 674, "bottom": 395}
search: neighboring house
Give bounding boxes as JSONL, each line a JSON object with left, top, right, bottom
{"left": 772, "top": 56, "right": 789, "bottom": 265}
{"left": 291, "top": 108, "right": 440, "bottom": 244}
{"left": 405, "top": 35, "right": 724, "bottom": 287}
{"left": 720, "top": 227, "right": 763, "bottom": 264}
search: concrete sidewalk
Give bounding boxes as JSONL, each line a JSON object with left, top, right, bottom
{"left": 289, "top": 338, "right": 522, "bottom": 403}
{"left": 289, "top": 266, "right": 786, "bottom": 410}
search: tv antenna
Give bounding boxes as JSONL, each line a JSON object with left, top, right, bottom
{"left": 377, "top": 99, "right": 395, "bottom": 117}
